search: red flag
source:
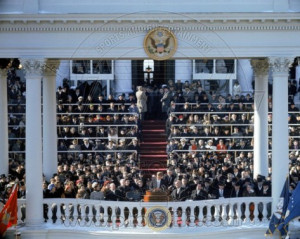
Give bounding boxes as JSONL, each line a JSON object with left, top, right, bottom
{"left": 0, "top": 184, "right": 18, "bottom": 237}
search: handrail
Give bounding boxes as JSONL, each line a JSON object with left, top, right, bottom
{"left": 173, "top": 102, "right": 253, "bottom": 105}
{"left": 9, "top": 137, "right": 138, "bottom": 140}
{"left": 56, "top": 112, "right": 138, "bottom": 115}
{"left": 56, "top": 124, "right": 138, "bottom": 127}
{"left": 170, "top": 111, "right": 253, "bottom": 115}
{"left": 8, "top": 103, "right": 134, "bottom": 106}
{"left": 41, "top": 196, "right": 272, "bottom": 206}
{"left": 9, "top": 150, "right": 138, "bottom": 154}
{"left": 170, "top": 123, "right": 253, "bottom": 126}
{"left": 7, "top": 112, "right": 139, "bottom": 116}
{"left": 170, "top": 136, "right": 254, "bottom": 139}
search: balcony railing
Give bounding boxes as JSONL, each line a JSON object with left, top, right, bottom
{"left": 16, "top": 197, "right": 272, "bottom": 229}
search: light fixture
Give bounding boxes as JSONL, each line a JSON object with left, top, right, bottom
{"left": 146, "top": 65, "right": 152, "bottom": 72}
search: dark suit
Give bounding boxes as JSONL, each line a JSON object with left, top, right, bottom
{"left": 190, "top": 189, "right": 208, "bottom": 200}
{"left": 215, "top": 188, "right": 231, "bottom": 199}
{"left": 171, "top": 188, "right": 188, "bottom": 201}
{"left": 149, "top": 179, "right": 167, "bottom": 191}
{"left": 164, "top": 175, "right": 175, "bottom": 187}
{"left": 230, "top": 188, "right": 243, "bottom": 198}
{"left": 105, "top": 189, "right": 123, "bottom": 201}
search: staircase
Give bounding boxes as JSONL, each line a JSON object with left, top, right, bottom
{"left": 140, "top": 120, "right": 168, "bottom": 178}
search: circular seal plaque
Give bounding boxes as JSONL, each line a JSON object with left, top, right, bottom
{"left": 144, "top": 27, "right": 177, "bottom": 61}
{"left": 145, "top": 206, "right": 172, "bottom": 231}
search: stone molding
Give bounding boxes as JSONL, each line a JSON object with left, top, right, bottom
{"left": 0, "top": 13, "right": 299, "bottom": 32}
{"left": 1, "top": 23, "right": 299, "bottom": 32}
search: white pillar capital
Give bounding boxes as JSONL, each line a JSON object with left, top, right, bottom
{"left": 250, "top": 58, "right": 269, "bottom": 77}
{"left": 0, "top": 68, "right": 8, "bottom": 78}
{"left": 269, "top": 57, "right": 294, "bottom": 75}
{"left": 20, "top": 58, "right": 46, "bottom": 77}
{"left": 44, "top": 59, "right": 60, "bottom": 76}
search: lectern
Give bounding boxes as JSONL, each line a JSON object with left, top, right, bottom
{"left": 143, "top": 190, "right": 172, "bottom": 202}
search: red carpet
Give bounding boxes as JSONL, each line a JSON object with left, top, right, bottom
{"left": 140, "top": 120, "right": 168, "bottom": 177}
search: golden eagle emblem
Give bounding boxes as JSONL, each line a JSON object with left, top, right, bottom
{"left": 144, "top": 27, "right": 177, "bottom": 61}
{"left": 145, "top": 206, "right": 172, "bottom": 231}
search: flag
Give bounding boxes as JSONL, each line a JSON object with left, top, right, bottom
{"left": 0, "top": 184, "right": 18, "bottom": 237}
{"left": 277, "top": 182, "right": 300, "bottom": 235}
{"left": 266, "top": 177, "right": 290, "bottom": 236}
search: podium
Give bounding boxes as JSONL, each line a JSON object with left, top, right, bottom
{"left": 143, "top": 190, "right": 172, "bottom": 202}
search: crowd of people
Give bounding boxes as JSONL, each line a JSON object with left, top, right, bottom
{"left": 1, "top": 66, "right": 300, "bottom": 207}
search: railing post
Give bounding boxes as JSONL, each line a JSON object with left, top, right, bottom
{"left": 221, "top": 203, "right": 227, "bottom": 223}
{"left": 72, "top": 203, "right": 78, "bottom": 226}
{"left": 244, "top": 201, "right": 250, "bottom": 224}
{"left": 253, "top": 201, "right": 260, "bottom": 223}
{"left": 173, "top": 206, "right": 178, "bottom": 227}
{"left": 181, "top": 206, "right": 187, "bottom": 227}
{"left": 56, "top": 203, "right": 62, "bottom": 224}
{"left": 227, "top": 202, "right": 234, "bottom": 225}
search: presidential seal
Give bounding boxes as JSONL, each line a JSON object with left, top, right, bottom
{"left": 143, "top": 27, "right": 177, "bottom": 61}
{"left": 145, "top": 206, "right": 172, "bottom": 231}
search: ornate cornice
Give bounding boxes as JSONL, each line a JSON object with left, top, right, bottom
{"left": 0, "top": 23, "right": 299, "bottom": 32}
{"left": 269, "top": 57, "right": 294, "bottom": 74}
{"left": 251, "top": 58, "right": 269, "bottom": 77}
{"left": 0, "top": 13, "right": 299, "bottom": 32}
{"left": 20, "top": 58, "right": 46, "bottom": 77}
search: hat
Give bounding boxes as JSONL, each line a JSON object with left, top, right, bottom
{"left": 78, "top": 96, "right": 83, "bottom": 100}
{"left": 92, "top": 182, "right": 99, "bottom": 188}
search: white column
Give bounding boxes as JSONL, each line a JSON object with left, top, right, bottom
{"left": 0, "top": 68, "right": 9, "bottom": 176}
{"left": 21, "top": 58, "right": 45, "bottom": 227}
{"left": 175, "top": 60, "right": 192, "bottom": 83}
{"left": 237, "top": 59, "right": 254, "bottom": 94}
{"left": 270, "top": 57, "right": 293, "bottom": 213}
{"left": 251, "top": 59, "right": 269, "bottom": 179}
{"left": 114, "top": 60, "right": 132, "bottom": 95}
{"left": 43, "top": 60, "right": 60, "bottom": 180}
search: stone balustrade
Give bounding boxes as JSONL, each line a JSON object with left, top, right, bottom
{"left": 16, "top": 197, "right": 272, "bottom": 229}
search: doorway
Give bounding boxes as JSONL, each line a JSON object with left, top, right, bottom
{"left": 132, "top": 60, "right": 175, "bottom": 88}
